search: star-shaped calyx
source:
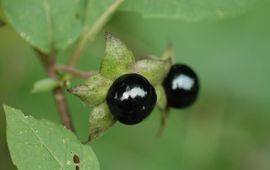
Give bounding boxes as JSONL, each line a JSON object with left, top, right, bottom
{"left": 68, "top": 32, "right": 172, "bottom": 142}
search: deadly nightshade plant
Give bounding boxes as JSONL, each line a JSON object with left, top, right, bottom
{"left": 68, "top": 32, "right": 172, "bottom": 141}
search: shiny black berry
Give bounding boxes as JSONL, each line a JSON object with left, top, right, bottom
{"left": 163, "top": 64, "right": 199, "bottom": 108}
{"left": 106, "top": 73, "right": 157, "bottom": 125}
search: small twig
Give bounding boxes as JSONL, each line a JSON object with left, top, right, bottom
{"left": 55, "top": 64, "right": 97, "bottom": 79}
{"left": 35, "top": 49, "right": 75, "bottom": 132}
{"left": 53, "top": 87, "right": 75, "bottom": 131}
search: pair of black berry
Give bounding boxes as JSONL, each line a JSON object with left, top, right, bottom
{"left": 106, "top": 64, "right": 199, "bottom": 125}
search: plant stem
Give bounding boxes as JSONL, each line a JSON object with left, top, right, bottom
{"left": 35, "top": 49, "right": 75, "bottom": 132}
{"left": 67, "top": 0, "right": 124, "bottom": 67}
{"left": 55, "top": 64, "right": 97, "bottom": 79}
{"left": 53, "top": 88, "right": 75, "bottom": 131}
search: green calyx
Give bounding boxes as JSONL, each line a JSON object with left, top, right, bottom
{"left": 68, "top": 32, "right": 173, "bottom": 142}
{"left": 68, "top": 74, "right": 112, "bottom": 106}
{"left": 88, "top": 103, "right": 116, "bottom": 141}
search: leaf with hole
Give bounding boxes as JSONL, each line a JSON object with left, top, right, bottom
{"left": 4, "top": 105, "right": 100, "bottom": 170}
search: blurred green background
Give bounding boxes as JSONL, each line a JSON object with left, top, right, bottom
{"left": 1, "top": 1, "right": 270, "bottom": 170}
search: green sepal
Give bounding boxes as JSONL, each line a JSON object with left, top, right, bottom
{"left": 88, "top": 102, "right": 116, "bottom": 142}
{"left": 100, "top": 32, "right": 135, "bottom": 79}
{"left": 68, "top": 74, "right": 112, "bottom": 106}
{"left": 133, "top": 56, "right": 172, "bottom": 85}
{"left": 155, "top": 85, "right": 167, "bottom": 110}
{"left": 162, "top": 44, "right": 174, "bottom": 61}
{"left": 155, "top": 85, "right": 170, "bottom": 137}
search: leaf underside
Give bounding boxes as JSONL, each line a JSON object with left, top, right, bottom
{"left": 3, "top": 0, "right": 123, "bottom": 54}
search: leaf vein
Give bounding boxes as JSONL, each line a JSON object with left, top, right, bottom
{"left": 19, "top": 116, "right": 64, "bottom": 169}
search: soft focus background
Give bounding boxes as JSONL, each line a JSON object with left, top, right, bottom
{"left": 1, "top": 1, "right": 270, "bottom": 170}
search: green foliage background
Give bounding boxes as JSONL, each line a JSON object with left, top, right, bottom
{"left": 1, "top": 1, "right": 270, "bottom": 169}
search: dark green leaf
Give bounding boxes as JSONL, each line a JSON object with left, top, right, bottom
{"left": 3, "top": 0, "right": 84, "bottom": 53}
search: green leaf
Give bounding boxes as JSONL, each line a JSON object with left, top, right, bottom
{"left": 31, "top": 78, "right": 59, "bottom": 94}
{"left": 3, "top": 0, "right": 84, "bottom": 53}
{"left": 4, "top": 105, "right": 100, "bottom": 170}
{"left": 68, "top": 74, "right": 112, "bottom": 106}
{"left": 119, "top": 0, "right": 257, "bottom": 21}
{"left": 88, "top": 103, "right": 116, "bottom": 142}
{"left": 100, "top": 32, "right": 135, "bottom": 79}
{"left": 3, "top": 0, "right": 124, "bottom": 55}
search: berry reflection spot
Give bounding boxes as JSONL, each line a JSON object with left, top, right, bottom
{"left": 172, "top": 74, "right": 195, "bottom": 90}
{"left": 119, "top": 87, "right": 147, "bottom": 101}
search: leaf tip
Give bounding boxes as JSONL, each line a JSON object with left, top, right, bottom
{"left": 3, "top": 104, "right": 10, "bottom": 112}
{"left": 2, "top": 105, "right": 17, "bottom": 115}
{"left": 3, "top": 105, "right": 21, "bottom": 120}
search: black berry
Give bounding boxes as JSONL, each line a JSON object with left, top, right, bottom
{"left": 163, "top": 64, "right": 199, "bottom": 108}
{"left": 106, "top": 73, "right": 157, "bottom": 125}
